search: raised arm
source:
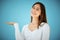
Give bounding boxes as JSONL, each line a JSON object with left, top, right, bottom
{"left": 6, "top": 22, "right": 24, "bottom": 40}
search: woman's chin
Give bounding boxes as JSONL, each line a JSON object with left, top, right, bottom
{"left": 32, "top": 15, "right": 38, "bottom": 18}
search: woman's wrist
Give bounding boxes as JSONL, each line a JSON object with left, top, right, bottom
{"left": 14, "top": 23, "right": 19, "bottom": 29}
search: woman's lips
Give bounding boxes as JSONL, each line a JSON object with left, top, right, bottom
{"left": 32, "top": 13, "right": 37, "bottom": 15}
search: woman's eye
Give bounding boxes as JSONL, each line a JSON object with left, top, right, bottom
{"left": 33, "top": 7, "right": 35, "bottom": 9}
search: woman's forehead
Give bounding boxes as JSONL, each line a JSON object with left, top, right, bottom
{"left": 33, "top": 4, "right": 41, "bottom": 8}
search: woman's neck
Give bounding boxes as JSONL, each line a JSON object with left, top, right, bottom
{"left": 32, "top": 17, "right": 39, "bottom": 25}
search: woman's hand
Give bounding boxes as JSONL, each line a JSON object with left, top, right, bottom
{"left": 6, "top": 22, "right": 19, "bottom": 29}
{"left": 6, "top": 22, "right": 16, "bottom": 25}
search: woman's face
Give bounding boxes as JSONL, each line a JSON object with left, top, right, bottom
{"left": 31, "top": 4, "right": 41, "bottom": 18}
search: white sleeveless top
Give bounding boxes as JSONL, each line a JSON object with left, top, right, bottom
{"left": 14, "top": 22, "right": 50, "bottom": 40}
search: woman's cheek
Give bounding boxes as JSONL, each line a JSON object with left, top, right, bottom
{"left": 31, "top": 12, "right": 33, "bottom": 16}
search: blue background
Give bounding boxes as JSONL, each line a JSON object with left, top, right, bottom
{"left": 0, "top": 0, "right": 60, "bottom": 40}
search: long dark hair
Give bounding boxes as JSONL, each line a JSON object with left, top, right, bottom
{"left": 31, "top": 2, "right": 47, "bottom": 27}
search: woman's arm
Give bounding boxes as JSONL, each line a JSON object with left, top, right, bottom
{"left": 42, "top": 23, "right": 50, "bottom": 40}
{"left": 6, "top": 22, "right": 24, "bottom": 40}
{"left": 14, "top": 23, "right": 24, "bottom": 40}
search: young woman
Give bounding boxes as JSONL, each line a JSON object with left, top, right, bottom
{"left": 7, "top": 2, "right": 50, "bottom": 40}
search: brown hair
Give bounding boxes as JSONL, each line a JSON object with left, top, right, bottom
{"left": 31, "top": 2, "right": 47, "bottom": 27}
